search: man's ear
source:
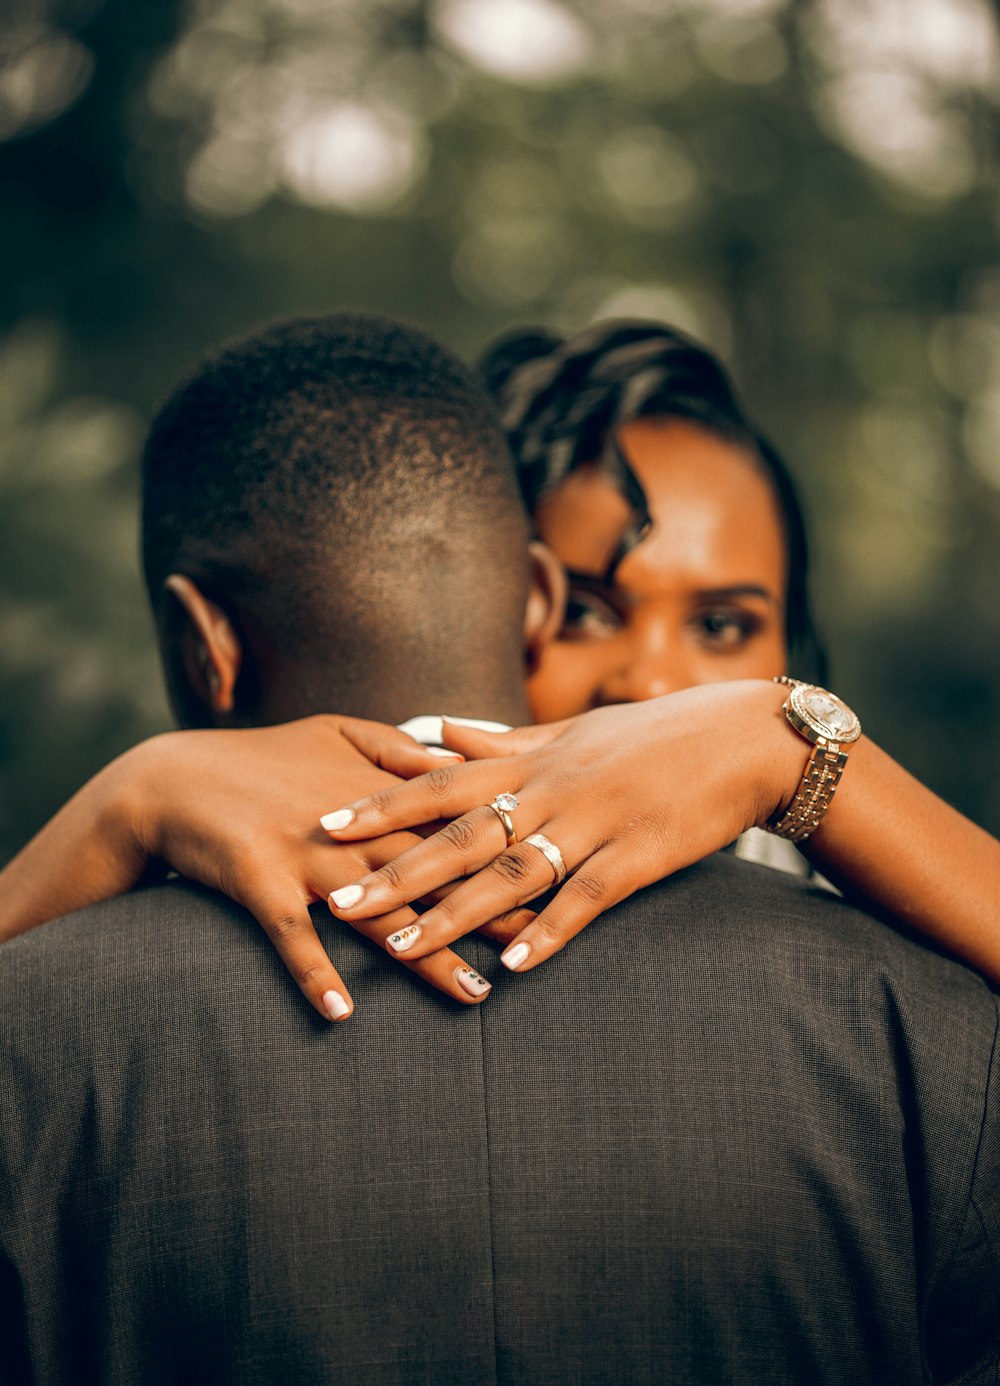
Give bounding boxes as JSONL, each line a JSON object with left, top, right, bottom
{"left": 163, "top": 574, "right": 242, "bottom": 717}
{"left": 523, "top": 541, "right": 567, "bottom": 673}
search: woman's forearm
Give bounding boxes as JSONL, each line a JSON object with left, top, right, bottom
{"left": 319, "top": 682, "right": 1000, "bottom": 990}
{"left": 802, "top": 736, "right": 1000, "bottom": 982}
{"left": 0, "top": 716, "right": 497, "bottom": 1016}
{"left": 0, "top": 742, "right": 158, "bottom": 938}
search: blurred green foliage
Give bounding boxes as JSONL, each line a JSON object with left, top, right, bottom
{"left": 2, "top": 0, "right": 1000, "bottom": 862}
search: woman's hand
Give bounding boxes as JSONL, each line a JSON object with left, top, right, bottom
{"left": 324, "top": 681, "right": 803, "bottom": 971}
{"left": 0, "top": 715, "right": 494, "bottom": 1020}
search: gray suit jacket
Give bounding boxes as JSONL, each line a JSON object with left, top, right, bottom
{"left": 1, "top": 853, "right": 997, "bottom": 1385}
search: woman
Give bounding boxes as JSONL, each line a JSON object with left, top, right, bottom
{"left": 321, "top": 323, "right": 1000, "bottom": 986}
{"left": 2, "top": 321, "right": 997, "bottom": 1018}
{"left": 485, "top": 322, "right": 825, "bottom": 875}
{"left": 482, "top": 322, "right": 826, "bottom": 711}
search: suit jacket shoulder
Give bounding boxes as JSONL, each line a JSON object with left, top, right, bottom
{"left": 1, "top": 856, "right": 998, "bottom": 1385}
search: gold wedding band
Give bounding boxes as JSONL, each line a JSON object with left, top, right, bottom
{"left": 487, "top": 793, "right": 519, "bottom": 847}
{"left": 524, "top": 832, "right": 567, "bottom": 885}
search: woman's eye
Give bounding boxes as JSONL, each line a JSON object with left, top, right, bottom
{"left": 694, "top": 609, "right": 760, "bottom": 649}
{"left": 561, "top": 588, "right": 623, "bottom": 641}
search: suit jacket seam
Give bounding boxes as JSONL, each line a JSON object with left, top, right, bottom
{"left": 475, "top": 998, "right": 500, "bottom": 1385}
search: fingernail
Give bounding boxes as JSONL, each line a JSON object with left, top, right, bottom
{"left": 456, "top": 967, "right": 491, "bottom": 997}
{"left": 386, "top": 924, "right": 421, "bottom": 953}
{"left": 323, "top": 990, "right": 351, "bottom": 1020}
{"left": 426, "top": 746, "right": 464, "bottom": 759}
{"left": 442, "top": 714, "right": 513, "bottom": 732}
{"left": 330, "top": 883, "right": 365, "bottom": 910}
{"left": 321, "top": 808, "right": 355, "bottom": 832}
{"left": 500, "top": 941, "right": 531, "bottom": 971}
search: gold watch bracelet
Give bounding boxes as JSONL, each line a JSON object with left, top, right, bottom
{"left": 767, "top": 677, "right": 860, "bottom": 846}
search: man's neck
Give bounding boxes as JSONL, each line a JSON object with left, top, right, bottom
{"left": 252, "top": 667, "right": 533, "bottom": 730}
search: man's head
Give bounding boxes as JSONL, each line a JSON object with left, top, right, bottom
{"left": 141, "top": 312, "right": 564, "bottom": 729}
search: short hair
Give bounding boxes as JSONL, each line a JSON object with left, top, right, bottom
{"left": 142, "top": 312, "right": 531, "bottom": 720}
{"left": 480, "top": 320, "right": 827, "bottom": 683}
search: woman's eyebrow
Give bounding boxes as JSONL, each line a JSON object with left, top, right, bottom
{"left": 564, "top": 572, "right": 781, "bottom": 608}
{"left": 693, "top": 584, "right": 778, "bottom": 604}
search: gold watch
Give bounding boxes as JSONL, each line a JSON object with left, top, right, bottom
{"left": 767, "top": 676, "right": 862, "bottom": 844}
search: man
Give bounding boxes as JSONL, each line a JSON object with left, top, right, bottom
{"left": 1, "top": 313, "right": 997, "bottom": 1384}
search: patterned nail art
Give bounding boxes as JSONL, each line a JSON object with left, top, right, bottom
{"left": 387, "top": 924, "right": 421, "bottom": 953}
{"left": 455, "top": 967, "right": 491, "bottom": 997}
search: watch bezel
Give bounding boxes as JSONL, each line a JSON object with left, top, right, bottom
{"left": 786, "top": 682, "right": 862, "bottom": 746}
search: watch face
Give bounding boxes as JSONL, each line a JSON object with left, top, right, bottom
{"left": 791, "top": 684, "right": 861, "bottom": 743}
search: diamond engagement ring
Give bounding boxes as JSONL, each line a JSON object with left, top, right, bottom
{"left": 487, "top": 793, "right": 519, "bottom": 847}
{"left": 524, "top": 832, "right": 567, "bottom": 885}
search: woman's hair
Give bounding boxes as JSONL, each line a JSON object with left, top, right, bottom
{"left": 479, "top": 319, "right": 828, "bottom": 683}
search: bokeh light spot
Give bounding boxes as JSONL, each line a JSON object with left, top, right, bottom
{"left": 433, "top": 0, "right": 592, "bottom": 83}
{"left": 695, "top": 17, "right": 788, "bottom": 85}
{"left": 597, "top": 126, "right": 700, "bottom": 223}
{"left": 964, "top": 395, "right": 1000, "bottom": 489}
{"left": 280, "top": 103, "right": 426, "bottom": 212}
{"left": 0, "top": 30, "right": 93, "bottom": 142}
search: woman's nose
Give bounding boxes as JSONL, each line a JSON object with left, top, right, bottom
{"left": 595, "top": 623, "right": 695, "bottom": 705}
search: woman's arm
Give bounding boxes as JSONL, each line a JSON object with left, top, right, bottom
{"left": 0, "top": 716, "right": 494, "bottom": 1018}
{"left": 802, "top": 734, "right": 1000, "bottom": 976}
{"left": 321, "top": 681, "right": 1000, "bottom": 985}
{"left": 0, "top": 744, "right": 158, "bottom": 938}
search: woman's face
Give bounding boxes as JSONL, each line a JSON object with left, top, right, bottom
{"left": 528, "top": 417, "right": 789, "bottom": 720}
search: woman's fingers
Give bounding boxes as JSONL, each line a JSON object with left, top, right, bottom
{"left": 384, "top": 840, "right": 558, "bottom": 956}
{"left": 438, "top": 718, "right": 568, "bottom": 760}
{"left": 240, "top": 875, "right": 356, "bottom": 1022}
{"left": 339, "top": 904, "right": 492, "bottom": 1003}
{"left": 336, "top": 829, "right": 662, "bottom": 975}
{"left": 240, "top": 822, "right": 497, "bottom": 1016}
{"left": 327, "top": 804, "right": 521, "bottom": 918}
{"left": 474, "top": 907, "right": 537, "bottom": 947}
{"left": 330, "top": 824, "right": 582, "bottom": 959}
{"left": 496, "top": 846, "right": 629, "bottom": 972}
{"left": 244, "top": 872, "right": 491, "bottom": 1013}
{"left": 335, "top": 715, "right": 464, "bottom": 778}
{"left": 321, "top": 762, "right": 525, "bottom": 842}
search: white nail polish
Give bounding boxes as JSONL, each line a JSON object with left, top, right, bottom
{"left": 456, "top": 967, "right": 491, "bottom": 997}
{"left": 426, "top": 746, "right": 462, "bottom": 758}
{"left": 441, "top": 714, "right": 513, "bottom": 732}
{"left": 396, "top": 714, "right": 444, "bottom": 744}
{"left": 501, "top": 941, "right": 531, "bottom": 971}
{"left": 387, "top": 924, "right": 421, "bottom": 953}
{"left": 323, "top": 990, "right": 350, "bottom": 1020}
{"left": 321, "top": 808, "right": 355, "bottom": 831}
{"left": 330, "top": 884, "right": 365, "bottom": 910}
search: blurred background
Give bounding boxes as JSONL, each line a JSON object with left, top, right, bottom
{"left": 2, "top": 0, "right": 1000, "bottom": 864}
